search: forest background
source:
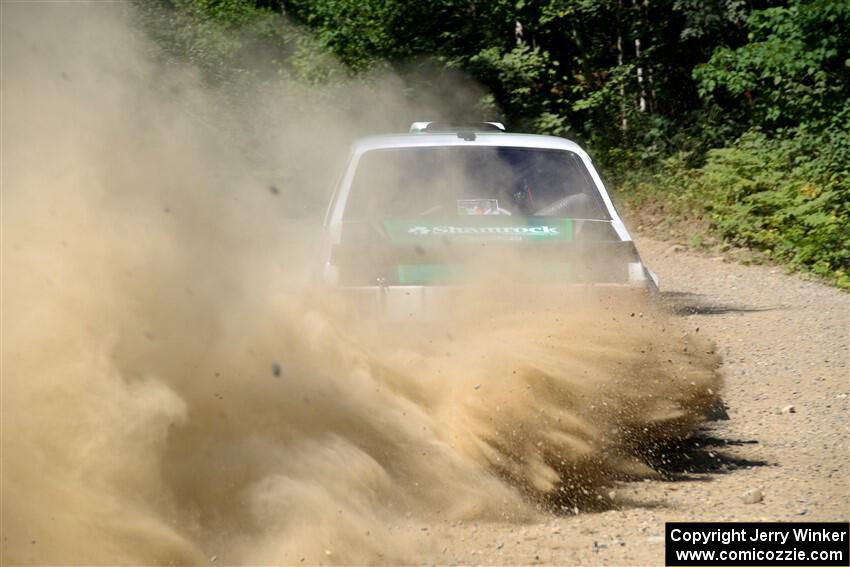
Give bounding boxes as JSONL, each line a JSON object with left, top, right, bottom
{"left": 136, "top": 0, "right": 849, "bottom": 287}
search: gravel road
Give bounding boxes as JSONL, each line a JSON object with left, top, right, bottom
{"left": 409, "top": 236, "right": 849, "bottom": 565}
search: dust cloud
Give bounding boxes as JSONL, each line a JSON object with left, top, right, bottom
{"left": 1, "top": 3, "right": 722, "bottom": 565}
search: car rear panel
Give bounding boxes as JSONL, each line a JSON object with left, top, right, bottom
{"left": 331, "top": 217, "right": 640, "bottom": 286}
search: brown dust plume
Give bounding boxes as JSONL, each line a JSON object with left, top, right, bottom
{"left": 1, "top": 3, "right": 722, "bottom": 565}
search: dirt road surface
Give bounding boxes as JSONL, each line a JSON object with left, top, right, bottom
{"left": 406, "top": 236, "right": 849, "bottom": 565}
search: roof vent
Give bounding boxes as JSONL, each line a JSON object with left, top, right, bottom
{"left": 409, "top": 121, "right": 506, "bottom": 133}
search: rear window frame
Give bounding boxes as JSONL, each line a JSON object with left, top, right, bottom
{"left": 341, "top": 145, "right": 612, "bottom": 222}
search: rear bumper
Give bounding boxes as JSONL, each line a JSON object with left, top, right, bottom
{"left": 329, "top": 282, "right": 655, "bottom": 321}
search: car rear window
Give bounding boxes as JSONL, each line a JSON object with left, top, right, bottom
{"left": 344, "top": 146, "right": 610, "bottom": 221}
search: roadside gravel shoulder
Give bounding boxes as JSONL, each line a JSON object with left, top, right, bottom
{"left": 419, "top": 235, "right": 849, "bottom": 566}
{"left": 634, "top": 235, "right": 849, "bottom": 522}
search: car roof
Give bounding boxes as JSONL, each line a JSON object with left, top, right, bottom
{"left": 351, "top": 133, "right": 588, "bottom": 155}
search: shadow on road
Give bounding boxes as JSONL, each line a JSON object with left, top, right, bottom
{"left": 646, "top": 430, "right": 770, "bottom": 481}
{"left": 545, "top": 429, "right": 769, "bottom": 515}
{"left": 660, "top": 291, "right": 783, "bottom": 316}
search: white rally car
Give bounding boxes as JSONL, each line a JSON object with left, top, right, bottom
{"left": 320, "top": 122, "right": 658, "bottom": 318}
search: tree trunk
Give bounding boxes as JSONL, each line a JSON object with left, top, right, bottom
{"left": 617, "top": 0, "right": 627, "bottom": 131}
{"left": 633, "top": 0, "right": 647, "bottom": 113}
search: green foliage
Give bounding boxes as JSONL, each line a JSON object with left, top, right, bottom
{"left": 281, "top": 0, "right": 399, "bottom": 70}
{"left": 618, "top": 125, "right": 850, "bottom": 287}
{"left": 133, "top": 0, "right": 356, "bottom": 92}
{"left": 467, "top": 44, "right": 557, "bottom": 131}
{"left": 134, "top": 0, "right": 850, "bottom": 288}
{"left": 136, "top": 0, "right": 288, "bottom": 81}
{"left": 694, "top": 0, "right": 850, "bottom": 130}
{"left": 703, "top": 131, "right": 849, "bottom": 285}
{"left": 616, "top": 0, "right": 850, "bottom": 287}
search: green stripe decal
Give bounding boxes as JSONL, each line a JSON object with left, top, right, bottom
{"left": 397, "top": 264, "right": 469, "bottom": 284}
{"left": 396, "top": 262, "right": 571, "bottom": 284}
{"left": 383, "top": 217, "right": 574, "bottom": 244}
